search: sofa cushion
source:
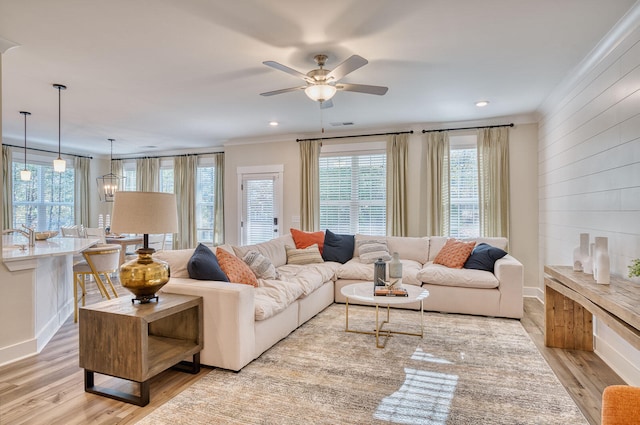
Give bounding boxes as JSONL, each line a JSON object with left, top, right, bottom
{"left": 216, "top": 247, "right": 258, "bottom": 287}
{"left": 286, "top": 244, "right": 324, "bottom": 265}
{"left": 387, "top": 236, "right": 430, "bottom": 264}
{"left": 187, "top": 243, "right": 229, "bottom": 281}
{"left": 322, "top": 229, "right": 354, "bottom": 264}
{"left": 464, "top": 243, "right": 508, "bottom": 273}
{"left": 417, "top": 263, "right": 499, "bottom": 289}
{"left": 276, "top": 262, "right": 339, "bottom": 296}
{"left": 232, "top": 237, "right": 289, "bottom": 268}
{"left": 336, "top": 257, "right": 423, "bottom": 286}
{"left": 433, "top": 239, "right": 476, "bottom": 268}
{"left": 356, "top": 238, "right": 391, "bottom": 264}
{"left": 291, "top": 228, "right": 325, "bottom": 254}
{"left": 242, "top": 250, "right": 279, "bottom": 280}
{"left": 153, "top": 248, "right": 195, "bottom": 278}
{"left": 254, "top": 279, "right": 305, "bottom": 321}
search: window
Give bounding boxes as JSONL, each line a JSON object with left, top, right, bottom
{"left": 319, "top": 149, "right": 386, "bottom": 235}
{"left": 159, "top": 163, "right": 174, "bottom": 193}
{"left": 196, "top": 163, "right": 216, "bottom": 244}
{"left": 12, "top": 155, "right": 75, "bottom": 231}
{"left": 449, "top": 135, "right": 479, "bottom": 238}
{"left": 122, "top": 162, "right": 136, "bottom": 191}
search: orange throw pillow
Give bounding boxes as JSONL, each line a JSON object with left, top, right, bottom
{"left": 216, "top": 247, "right": 258, "bottom": 287}
{"left": 290, "top": 228, "right": 324, "bottom": 254}
{"left": 433, "top": 239, "right": 476, "bottom": 269}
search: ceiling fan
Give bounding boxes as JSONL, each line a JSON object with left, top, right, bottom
{"left": 260, "top": 54, "right": 388, "bottom": 108}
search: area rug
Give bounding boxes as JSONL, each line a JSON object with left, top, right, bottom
{"left": 137, "top": 304, "right": 587, "bottom": 425}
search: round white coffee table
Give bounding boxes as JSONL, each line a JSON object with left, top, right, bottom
{"left": 340, "top": 282, "right": 429, "bottom": 348}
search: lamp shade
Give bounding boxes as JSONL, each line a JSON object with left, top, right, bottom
{"left": 111, "top": 191, "right": 178, "bottom": 235}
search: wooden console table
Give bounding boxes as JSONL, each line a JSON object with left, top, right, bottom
{"left": 79, "top": 293, "right": 203, "bottom": 406}
{"left": 544, "top": 265, "right": 640, "bottom": 352}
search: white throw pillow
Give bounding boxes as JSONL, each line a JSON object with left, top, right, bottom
{"left": 356, "top": 238, "right": 391, "bottom": 264}
{"left": 242, "top": 250, "right": 279, "bottom": 280}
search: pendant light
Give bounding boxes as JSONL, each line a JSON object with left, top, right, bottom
{"left": 19, "top": 111, "right": 32, "bottom": 181}
{"left": 52, "top": 84, "right": 67, "bottom": 172}
{"left": 96, "top": 139, "right": 125, "bottom": 202}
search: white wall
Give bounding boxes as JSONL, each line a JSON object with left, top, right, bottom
{"left": 538, "top": 6, "right": 640, "bottom": 385}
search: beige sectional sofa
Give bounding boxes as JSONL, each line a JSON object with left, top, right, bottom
{"left": 155, "top": 233, "right": 523, "bottom": 371}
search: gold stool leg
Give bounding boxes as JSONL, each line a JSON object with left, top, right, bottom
{"left": 104, "top": 273, "right": 119, "bottom": 298}
{"left": 93, "top": 273, "right": 111, "bottom": 300}
{"left": 73, "top": 273, "right": 79, "bottom": 323}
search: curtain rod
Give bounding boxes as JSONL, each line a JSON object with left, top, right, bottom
{"left": 115, "top": 151, "right": 224, "bottom": 161}
{"left": 2, "top": 143, "right": 93, "bottom": 159}
{"left": 296, "top": 130, "right": 414, "bottom": 143}
{"left": 422, "top": 123, "right": 514, "bottom": 133}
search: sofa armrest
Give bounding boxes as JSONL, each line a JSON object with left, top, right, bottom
{"left": 161, "top": 278, "right": 256, "bottom": 371}
{"left": 494, "top": 254, "right": 524, "bottom": 318}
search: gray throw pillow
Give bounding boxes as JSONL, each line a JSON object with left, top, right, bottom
{"left": 242, "top": 250, "right": 279, "bottom": 280}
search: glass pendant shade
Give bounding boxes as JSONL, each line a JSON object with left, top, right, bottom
{"left": 53, "top": 84, "right": 67, "bottom": 172}
{"left": 97, "top": 139, "right": 124, "bottom": 202}
{"left": 19, "top": 111, "right": 31, "bottom": 181}
{"left": 305, "top": 84, "right": 337, "bottom": 102}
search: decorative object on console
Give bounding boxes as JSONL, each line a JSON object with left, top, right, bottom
{"left": 628, "top": 259, "right": 640, "bottom": 279}
{"left": 52, "top": 84, "right": 67, "bottom": 172}
{"left": 110, "top": 191, "right": 179, "bottom": 303}
{"left": 388, "top": 252, "right": 402, "bottom": 288}
{"left": 594, "top": 236, "right": 610, "bottom": 285}
{"left": 572, "top": 233, "right": 590, "bottom": 272}
{"left": 583, "top": 242, "right": 595, "bottom": 275}
{"left": 19, "top": 111, "right": 31, "bottom": 181}
{"left": 373, "top": 258, "right": 386, "bottom": 288}
{"left": 96, "top": 138, "right": 125, "bottom": 202}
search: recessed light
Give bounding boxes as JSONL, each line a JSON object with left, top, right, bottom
{"left": 269, "top": 121, "right": 279, "bottom": 126}
{"left": 475, "top": 100, "right": 489, "bottom": 107}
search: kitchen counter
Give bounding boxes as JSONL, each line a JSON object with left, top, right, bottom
{"left": 0, "top": 236, "right": 99, "bottom": 366}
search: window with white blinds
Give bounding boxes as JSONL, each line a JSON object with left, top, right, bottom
{"left": 449, "top": 139, "right": 480, "bottom": 238}
{"left": 319, "top": 152, "right": 386, "bottom": 235}
{"left": 196, "top": 165, "right": 216, "bottom": 244}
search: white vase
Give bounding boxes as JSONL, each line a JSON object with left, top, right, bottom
{"left": 388, "top": 252, "right": 403, "bottom": 288}
{"left": 594, "top": 237, "right": 610, "bottom": 285}
{"left": 572, "top": 233, "right": 590, "bottom": 272}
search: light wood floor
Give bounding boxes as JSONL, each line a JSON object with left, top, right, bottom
{"left": 0, "top": 285, "right": 625, "bottom": 425}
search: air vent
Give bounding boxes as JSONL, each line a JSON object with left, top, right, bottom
{"left": 330, "top": 122, "right": 354, "bottom": 127}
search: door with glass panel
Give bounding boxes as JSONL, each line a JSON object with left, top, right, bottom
{"left": 240, "top": 173, "right": 282, "bottom": 245}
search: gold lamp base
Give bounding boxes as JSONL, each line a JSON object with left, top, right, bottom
{"left": 119, "top": 248, "right": 170, "bottom": 303}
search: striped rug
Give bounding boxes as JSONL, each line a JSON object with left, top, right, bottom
{"left": 137, "top": 304, "right": 587, "bottom": 425}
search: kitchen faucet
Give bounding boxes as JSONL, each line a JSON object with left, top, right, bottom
{"left": 2, "top": 224, "right": 36, "bottom": 246}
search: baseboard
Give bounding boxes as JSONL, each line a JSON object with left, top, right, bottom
{"left": 523, "top": 286, "right": 543, "bottom": 301}
{"left": 36, "top": 299, "right": 73, "bottom": 352}
{"left": 0, "top": 338, "right": 37, "bottom": 367}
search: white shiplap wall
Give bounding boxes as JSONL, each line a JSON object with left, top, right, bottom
{"left": 538, "top": 5, "right": 640, "bottom": 385}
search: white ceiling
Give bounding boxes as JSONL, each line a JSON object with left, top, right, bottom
{"left": 0, "top": 0, "right": 637, "bottom": 156}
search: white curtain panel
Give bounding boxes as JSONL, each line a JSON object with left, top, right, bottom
{"left": 422, "top": 131, "right": 450, "bottom": 236}
{"left": 299, "top": 140, "right": 321, "bottom": 231}
{"left": 2, "top": 145, "right": 12, "bottom": 229}
{"left": 213, "top": 153, "right": 225, "bottom": 245}
{"left": 74, "top": 156, "right": 90, "bottom": 227}
{"left": 386, "top": 133, "right": 408, "bottom": 236}
{"left": 173, "top": 155, "right": 197, "bottom": 249}
{"left": 478, "top": 127, "right": 510, "bottom": 239}
{"left": 136, "top": 157, "right": 160, "bottom": 192}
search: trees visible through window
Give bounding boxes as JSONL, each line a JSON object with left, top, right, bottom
{"left": 449, "top": 137, "right": 480, "bottom": 238}
{"left": 12, "top": 159, "right": 75, "bottom": 231}
{"left": 319, "top": 152, "right": 386, "bottom": 235}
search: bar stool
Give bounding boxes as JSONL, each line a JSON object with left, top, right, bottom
{"left": 73, "top": 244, "right": 121, "bottom": 323}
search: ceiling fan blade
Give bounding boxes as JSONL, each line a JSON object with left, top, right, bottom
{"left": 336, "top": 83, "right": 388, "bottom": 95}
{"left": 326, "top": 55, "right": 368, "bottom": 82}
{"left": 320, "top": 99, "right": 334, "bottom": 109}
{"left": 260, "top": 86, "right": 306, "bottom": 96}
{"left": 263, "top": 61, "right": 313, "bottom": 83}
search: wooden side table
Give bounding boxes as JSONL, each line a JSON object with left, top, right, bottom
{"left": 79, "top": 293, "right": 203, "bottom": 406}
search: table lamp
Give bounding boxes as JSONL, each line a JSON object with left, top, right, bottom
{"left": 110, "top": 191, "right": 178, "bottom": 303}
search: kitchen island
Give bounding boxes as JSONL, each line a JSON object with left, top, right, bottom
{"left": 0, "top": 236, "right": 98, "bottom": 366}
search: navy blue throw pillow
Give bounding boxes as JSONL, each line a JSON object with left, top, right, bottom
{"left": 187, "top": 243, "right": 229, "bottom": 281}
{"left": 321, "top": 229, "right": 355, "bottom": 264}
{"left": 463, "top": 243, "right": 508, "bottom": 273}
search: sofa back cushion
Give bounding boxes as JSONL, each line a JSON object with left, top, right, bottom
{"left": 153, "top": 248, "right": 195, "bottom": 278}
{"left": 387, "top": 236, "right": 430, "bottom": 264}
{"left": 233, "top": 235, "right": 291, "bottom": 268}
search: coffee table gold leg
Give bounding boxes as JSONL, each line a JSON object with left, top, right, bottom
{"left": 345, "top": 297, "right": 350, "bottom": 331}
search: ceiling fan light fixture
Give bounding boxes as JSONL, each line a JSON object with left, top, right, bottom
{"left": 305, "top": 84, "right": 337, "bottom": 103}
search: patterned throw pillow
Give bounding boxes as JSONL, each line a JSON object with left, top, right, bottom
{"left": 357, "top": 238, "right": 391, "bottom": 264}
{"left": 290, "top": 228, "right": 325, "bottom": 254}
{"left": 433, "top": 239, "right": 476, "bottom": 269}
{"left": 242, "top": 250, "right": 279, "bottom": 280}
{"left": 285, "top": 244, "right": 324, "bottom": 265}
{"left": 216, "top": 247, "right": 258, "bottom": 287}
